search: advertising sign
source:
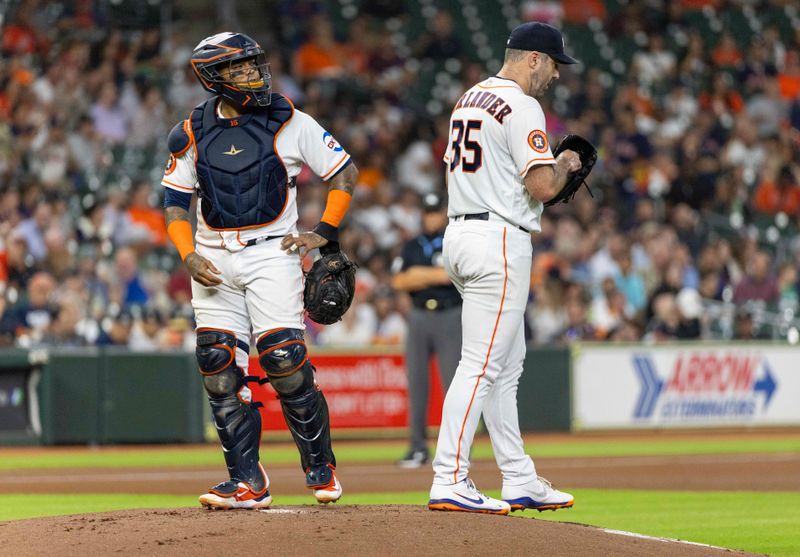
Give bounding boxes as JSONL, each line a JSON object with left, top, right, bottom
{"left": 248, "top": 353, "right": 445, "bottom": 430}
{"left": 573, "top": 345, "right": 800, "bottom": 429}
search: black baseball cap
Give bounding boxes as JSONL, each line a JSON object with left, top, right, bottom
{"left": 422, "top": 192, "right": 445, "bottom": 212}
{"left": 507, "top": 22, "right": 579, "bottom": 65}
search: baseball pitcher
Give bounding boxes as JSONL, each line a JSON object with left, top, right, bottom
{"left": 428, "top": 22, "right": 594, "bottom": 515}
{"left": 162, "top": 32, "right": 358, "bottom": 509}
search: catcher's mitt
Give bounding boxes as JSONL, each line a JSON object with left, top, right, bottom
{"left": 304, "top": 249, "right": 358, "bottom": 325}
{"left": 544, "top": 134, "right": 597, "bottom": 207}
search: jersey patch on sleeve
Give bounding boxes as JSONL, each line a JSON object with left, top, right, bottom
{"left": 322, "top": 131, "right": 343, "bottom": 152}
{"left": 528, "top": 130, "right": 549, "bottom": 153}
{"left": 164, "top": 153, "right": 177, "bottom": 175}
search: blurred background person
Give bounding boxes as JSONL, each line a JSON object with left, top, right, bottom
{"left": 392, "top": 192, "right": 460, "bottom": 468}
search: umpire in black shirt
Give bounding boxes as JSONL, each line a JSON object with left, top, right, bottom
{"left": 392, "top": 192, "right": 461, "bottom": 468}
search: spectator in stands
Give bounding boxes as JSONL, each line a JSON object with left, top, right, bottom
{"left": 41, "top": 294, "right": 86, "bottom": 347}
{"left": 734, "top": 250, "right": 778, "bottom": 305}
{"left": 14, "top": 200, "right": 52, "bottom": 262}
{"left": 645, "top": 292, "right": 681, "bottom": 341}
{"left": 776, "top": 262, "right": 799, "bottom": 310}
{"left": 293, "top": 16, "right": 346, "bottom": 83}
{"left": 127, "top": 181, "right": 167, "bottom": 247}
{"left": 317, "top": 295, "right": 376, "bottom": 346}
{"left": 613, "top": 247, "right": 646, "bottom": 316}
{"left": 632, "top": 33, "right": 676, "bottom": 88}
{"left": 5, "top": 271, "right": 56, "bottom": 345}
{"left": 96, "top": 308, "right": 133, "bottom": 346}
{"left": 89, "top": 83, "right": 128, "bottom": 143}
{"left": 128, "top": 306, "right": 165, "bottom": 351}
{"left": 560, "top": 294, "right": 596, "bottom": 342}
{"left": 114, "top": 247, "right": 149, "bottom": 307}
{"left": 416, "top": 11, "right": 463, "bottom": 61}
{"left": 711, "top": 32, "right": 743, "bottom": 70}
{"left": 776, "top": 50, "right": 800, "bottom": 101}
{"left": 590, "top": 277, "right": 627, "bottom": 337}
{"left": 753, "top": 165, "right": 800, "bottom": 217}
{"left": 2, "top": 2, "right": 800, "bottom": 348}
{"left": 530, "top": 276, "right": 567, "bottom": 344}
{"left": 732, "top": 308, "right": 768, "bottom": 340}
{"left": 745, "top": 78, "right": 786, "bottom": 138}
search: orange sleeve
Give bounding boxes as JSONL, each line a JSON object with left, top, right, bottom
{"left": 167, "top": 220, "right": 195, "bottom": 261}
{"left": 320, "top": 189, "right": 352, "bottom": 227}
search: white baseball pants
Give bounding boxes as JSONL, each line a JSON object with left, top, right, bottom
{"left": 191, "top": 239, "right": 305, "bottom": 372}
{"left": 432, "top": 218, "right": 538, "bottom": 487}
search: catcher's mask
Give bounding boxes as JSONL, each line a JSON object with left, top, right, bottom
{"left": 191, "top": 32, "right": 272, "bottom": 110}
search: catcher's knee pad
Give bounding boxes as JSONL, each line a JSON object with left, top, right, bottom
{"left": 196, "top": 328, "right": 264, "bottom": 492}
{"left": 196, "top": 328, "right": 247, "bottom": 397}
{"left": 256, "top": 328, "right": 314, "bottom": 396}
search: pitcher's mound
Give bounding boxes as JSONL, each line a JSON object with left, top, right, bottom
{"left": 0, "top": 505, "right": 756, "bottom": 556}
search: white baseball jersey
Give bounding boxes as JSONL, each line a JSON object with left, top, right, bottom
{"left": 431, "top": 75, "right": 553, "bottom": 492}
{"left": 443, "top": 76, "right": 554, "bottom": 233}
{"left": 161, "top": 101, "right": 351, "bottom": 252}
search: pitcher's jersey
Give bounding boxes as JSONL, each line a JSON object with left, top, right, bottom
{"left": 161, "top": 101, "right": 351, "bottom": 252}
{"left": 444, "top": 76, "right": 554, "bottom": 233}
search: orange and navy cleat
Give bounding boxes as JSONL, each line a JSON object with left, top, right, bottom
{"left": 306, "top": 464, "right": 342, "bottom": 504}
{"left": 199, "top": 479, "right": 272, "bottom": 510}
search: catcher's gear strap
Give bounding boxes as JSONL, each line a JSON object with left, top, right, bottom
{"left": 320, "top": 189, "right": 352, "bottom": 228}
{"left": 167, "top": 220, "right": 195, "bottom": 261}
{"left": 167, "top": 119, "right": 193, "bottom": 156}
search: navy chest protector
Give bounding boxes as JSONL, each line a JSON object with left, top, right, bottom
{"left": 191, "top": 94, "right": 294, "bottom": 229}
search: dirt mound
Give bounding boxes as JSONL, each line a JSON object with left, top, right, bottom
{"left": 0, "top": 506, "right": 757, "bottom": 557}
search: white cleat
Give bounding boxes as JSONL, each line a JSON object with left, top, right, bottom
{"left": 502, "top": 476, "right": 574, "bottom": 512}
{"left": 428, "top": 478, "right": 510, "bottom": 515}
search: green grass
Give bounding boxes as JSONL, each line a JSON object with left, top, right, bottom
{"left": 1, "top": 490, "right": 797, "bottom": 556}
{"left": 534, "top": 489, "right": 800, "bottom": 557}
{"left": 0, "top": 494, "right": 198, "bottom": 521}
{"left": 2, "top": 437, "right": 798, "bottom": 470}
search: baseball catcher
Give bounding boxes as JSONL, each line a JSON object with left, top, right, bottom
{"left": 162, "top": 32, "right": 359, "bottom": 510}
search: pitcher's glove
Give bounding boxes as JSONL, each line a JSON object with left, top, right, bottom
{"left": 304, "top": 244, "right": 358, "bottom": 325}
{"left": 544, "top": 134, "right": 597, "bottom": 207}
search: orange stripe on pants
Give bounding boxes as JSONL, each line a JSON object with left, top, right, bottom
{"left": 453, "top": 227, "right": 508, "bottom": 484}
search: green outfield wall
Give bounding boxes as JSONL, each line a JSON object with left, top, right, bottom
{"left": 0, "top": 348, "right": 205, "bottom": 445}
{"left": 0, "top": 346, "right": 571, "bottom": 445}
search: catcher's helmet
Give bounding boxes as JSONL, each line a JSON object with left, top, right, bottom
{"left": 190, "top": 32, "right": 272, "bottom": 110}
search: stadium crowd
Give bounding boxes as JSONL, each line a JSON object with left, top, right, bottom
{"left": 1, "top": 0, "right": 799, "bottom": 350}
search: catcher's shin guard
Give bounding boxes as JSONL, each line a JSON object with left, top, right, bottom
{"left": 257, "top": 328, "right": 336, "bottom": 471}
{"left": 196, "top": 328, "right": 265, "bottom": 493}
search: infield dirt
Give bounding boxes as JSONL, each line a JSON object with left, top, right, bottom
{"left": 0, "top": 431, "right": 794, "bottom": 555}
{"left": 0, "top": 505, "right": 760, "bottom": 557}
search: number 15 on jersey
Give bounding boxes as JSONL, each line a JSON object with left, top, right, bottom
{"left": 449, "top": 119, "right": 483, "bottom": 173}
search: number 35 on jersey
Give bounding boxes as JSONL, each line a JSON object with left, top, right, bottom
{"left": 449, "top": 120, "right": 483, "bottom": 173}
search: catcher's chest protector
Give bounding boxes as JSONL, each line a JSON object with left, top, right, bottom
{"left": 191, "top": 93, "right": 293, "bottom": 229}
